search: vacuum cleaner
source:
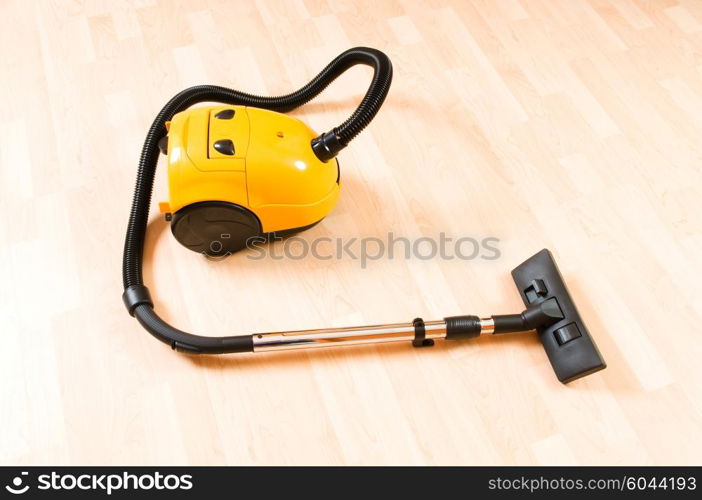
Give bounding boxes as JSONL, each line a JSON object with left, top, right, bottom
{"left": 122, "top": 47, "right": 606, "bottom": 384}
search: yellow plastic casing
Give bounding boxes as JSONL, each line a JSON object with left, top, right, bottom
{"left": 161, "top": 105, "right": 340, "bottom": 233}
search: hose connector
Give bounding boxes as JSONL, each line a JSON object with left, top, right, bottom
{"left": 123, "top": 285, "right": 153, "bottom": 316}
{"left": 311, "top": 131, "right": 345, "bottom": 162}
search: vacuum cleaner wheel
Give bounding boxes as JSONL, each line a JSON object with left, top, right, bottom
{"left": 170, "top": 201, "right": 261, "bottom": 257}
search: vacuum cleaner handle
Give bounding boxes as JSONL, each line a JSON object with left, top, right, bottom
{"left": 123, "top": 248, "right": 606, "bottom": 383}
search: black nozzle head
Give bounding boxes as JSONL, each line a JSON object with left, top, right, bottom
{"left": 511, "top": 249, "right": 606, "bottom": 384}
{"left": 311, "top": 131, "right": 345, "bottom": 162}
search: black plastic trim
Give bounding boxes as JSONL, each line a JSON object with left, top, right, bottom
{"left": 213, "top": 139, "right": 235, "bottom": 155}
{"left": 412, "top": 317, "right": 434, "bottom": 347}
{"left": 444, "top": 315, "right": 481, "bottom": 340}
{"left": 170, "top": 201, "right": 262, "bottom": 256}
{"left": 214, "top": 109, "right": 235, "bottom": 119}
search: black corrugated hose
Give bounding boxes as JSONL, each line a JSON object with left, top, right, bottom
{"left": 122, "top": 47, "right": 392, "bottom": 354}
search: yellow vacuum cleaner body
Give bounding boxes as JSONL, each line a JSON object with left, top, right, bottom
{"left": 160, "top": 105, "right": 341, "bottom": 256}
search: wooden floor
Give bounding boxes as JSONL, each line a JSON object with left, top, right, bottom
{"left": 2, "top": 0, "right": 702, "bottom": 465}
